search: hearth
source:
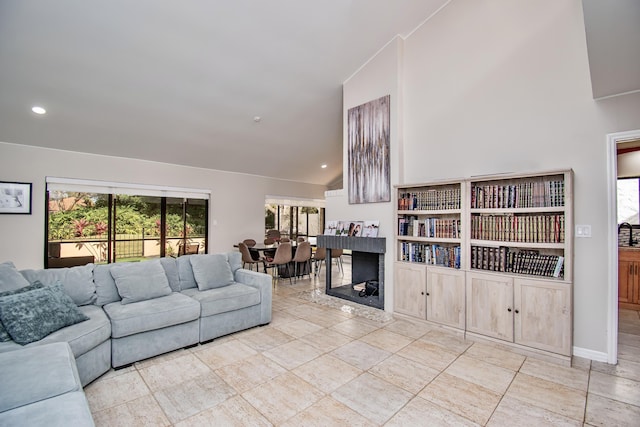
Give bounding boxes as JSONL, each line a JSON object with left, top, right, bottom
{"left": 317, "top": 235, "right": 386, "bottom": 309}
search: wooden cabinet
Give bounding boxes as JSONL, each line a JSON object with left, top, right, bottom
{"left": 427, "top": 266, "right": 465, "bottom": 329}
{"left": 466, "top": 272, "right": 514, "bottom": 340}
{"left": 619, "top": 249, "right": 640, "bottom": 309}
{"left": 393, "top": 262, "right": 426, "bottom": 318}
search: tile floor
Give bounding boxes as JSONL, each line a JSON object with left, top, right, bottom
{"left": 85, "top": 263, "right": 640, "bottom": 426}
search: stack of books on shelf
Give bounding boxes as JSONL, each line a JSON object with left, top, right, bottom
{"left": 400, "top": 242, "right": 461, "bottom": 269}
{"left": 471, "top": 214, "right": 564, "bottom": 243}
{"left": 398, "top": 216, "right": 461, "bottom": 238}
{"left": 471, "top": 245, "right": 564, "bottom": 278}
{"left": 470, "top": 179, "right": 564, "bottom": 209}
{"left": 398, "top": 188, "right": 461, "bottom": 211}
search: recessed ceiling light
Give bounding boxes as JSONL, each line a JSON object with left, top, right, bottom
{"left": 253, "top": 116, "right": 261, "bottom": 122}
{"left": 31, "top": 106, "right": 46, "bottom": 115}
{"left": 321, "top": 164, "right": 327, "bottom": 169}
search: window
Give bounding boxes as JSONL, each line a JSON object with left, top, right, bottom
{"left": 618, "top": 177, "right": 640, "bottom": 224}
{"left": 46, "top": 178, "right": 209, "bottom": 267}
{"left": 264, "top": 197, "right": 325, "bottom": 241}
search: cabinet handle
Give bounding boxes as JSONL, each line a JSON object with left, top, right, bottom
{"left": 632, "top": 265, "right": 634, "bottom": 275}
{"left": 421, "top": 292, "right": 424, "bottom": 295}
{"left": 426, "top": 292, "right": 430, "bottom": 296}
{"left": 515, "top": 309, "right": 519, "bottom": 314}
{"left": 507, "top": 308, "right": 512, "bottom": 312}
{"left": 636, "top": 265, "right": 638, "bottom": 275}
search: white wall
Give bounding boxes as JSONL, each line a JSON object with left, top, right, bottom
{"left": 338, "top": 0, "right": 640, "bottom": 357}
{"left": 0, "top": 142, "right": 326, "bottom": 269}
{"left": 327, "top": 37, "right": 404, "bottom": 310}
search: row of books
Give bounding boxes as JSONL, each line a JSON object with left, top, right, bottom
{"left": 471, "top": 245, "right": 564, "bottom": 278}
{"left": 399, "top": 242, "right": 461, "bottom": 268}
{"left": 471, "top": 214, "right": 565, "bottom": 243}
{"left": 398, "top": 188, "right": 461, "bottom": 211}
{"left": 398, "top": 217, "right": 461, "bottom": 239}
{"left": 470, "top": 179, "right": 565, "bottom": 209}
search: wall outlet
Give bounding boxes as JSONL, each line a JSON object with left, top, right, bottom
{"left": 576, "top": 225, "right": 592, "bottom": 238}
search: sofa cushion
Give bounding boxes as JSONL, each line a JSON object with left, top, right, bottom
{"left": 35, "top": 305, "right": 111, "bottom": 357}
{"left": 227, "top": 251, "right": 242, "bottom": 273}
{"left": 20, "top": 264, "right": 96, "bottom": 306}
{"left": 181, "top": 283, "right": 261, "bottom": 317}
{"left": 0, "top": 342, "right": 81, "bottom": 413}
{"left": 159, "top": 257, "right": 180, "bottom": 292}
{"left": 0, "top": 283, "right": 89, "bottom": 345}
{"left": 103, "top": 292, "right": 200, "bottom": 338}
{"left": 0, "top": 391, "right": 94, "bottom": 427}
{"left": 110, "top": 260, "right": 172, "bottom": 304}
{"left": 176, "top": 255, "right": 197, "bottom": 290}
{"left": 93, "top": 264, "right": 122, "bottom": 306}
{"left": 190, "top": 254, "right": 234, "bottom": 290}
{"left": 0, "top": 281, "right": 45, "bottom": 342}
{"left": 0, "top": 263, "right": 31, "bottom": 292}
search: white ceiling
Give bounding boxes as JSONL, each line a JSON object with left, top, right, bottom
{"left": 0, "top": 0, "right": 450, "bottom": 186}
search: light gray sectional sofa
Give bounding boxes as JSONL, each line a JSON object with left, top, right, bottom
{"left": 0, "top": 252, "right": 272, "bottom": 426}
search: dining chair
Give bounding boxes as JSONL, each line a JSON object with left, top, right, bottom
{"left": 242, "top": 239, "right": 257, "bottom": 248}
{"left": 238, "top": 242, "right": 261, "bottom": 271}
{"left": 263, "top": 242, "right": 292, "bottom": 285}
{"left": 330, "top": 248, "right": 344, "bottom": 275}
{"left": 296, "top": 236, "right": 305, "bottom": 243}
{"left": 291, "top": 241, "right": 312, "bottom": 282}
{"left": 264, "top": 237, "right": 276, "bottom": 245}
{"left": 280, "top": 237, "right": 291, "bottom": 243}
{"left": 313, "top": 247, "right": 326, "bottom": 276}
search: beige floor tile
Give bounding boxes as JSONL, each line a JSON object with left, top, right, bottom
{"left": 174, "top": 395, "right": 272, "bottom": 427}
{"left": 134, "top": 348, "right": 192, "bottom": 370}
{"left": 618, "top": 309, "right": 640, "bottom": 321}
{"left": 331, "top": 372, "right": 413, "bottom": 425}
{"left": 263, "top": 338, "right": 324, "bottom": 369}
{"left": 463, "top": 342, "right": 526, "bottom": 371}
{"left": 383, "top": 318, "right": 435, "bottom": 338}
{"left": 329, "top": 318, "right": 381, "bottom": 339}
{"left": 215, "top": 353, "right": 287, "bottom": 393}
{"left": 619, "top": 331, "right": 640, "bottom": 349}
{"left": 619, "top": 322, "right": 640, "bottom": 335}
{"left": 585, "top": 392, "right": 640, "bottom": 426}
{"left": 487, "top": 395, "right": 581, "bottom": 426}
{"left": 520, "top": 357, "right": 590, "bottom": 391}
{"left": 273, "top": 318, "right": 325, "bottom": 338}
{"left": 235, "top": 325, "right": 294, "bottom": 352}
{"left": 368, "top": 354, "right": 439, "bottom": 394}
{"left": 280, "top": 396, "right": 377, "bottom": 427}
{"left": 330, "top": 340, "right": 391, "bottom": 370}
{"left": 619, "top": 343, "right": 640, "bottom": 363}
{"left": 386, "top": 396, "right": 480, "bottom": 427}
{"left": 192, "top": 340, "right": 258, "bottom": 370}
{"left": 272, "top": 297, "right": 301, "bottom": 311}
{"left": 138, "top": 353, "right": 212, "bottom": 391}
{"left": 397, "top": 339, "right": 460, "bottom": 371}
{"left": 571, "top": 355, "right": 592, "bottom": 371}
{"left": 445, "top": 354, "right": 516, "bottom": 394}
{"left": 91, "top": 394, "right": 170, "bottom": 427}
{"left": 292, "top": 354, "right": 362, "bottom": 393}
{"left": 93, "top": 365, "right": 136, "bottom": 381}
{"left": 284, "top": 302, "right": 328, "bottom": 319}
{"left": 589, "top": 370, "right": 640, "bottom": 406}
{"left": 506, "top": 373, "right": 586, "bottom": 421}
{"left": 242, "top": 372, "right": 324, "bottom": 425}
{"left": 418, "top": 372, "right": 502, "bottom": 425}
{"left": 592, "top": 357, "right": 640, "bottom": 382}
{"left": 85, "top": 370, "right": 150, "bottom": 412}
{"left": 359, "top": 328, "right": 413, "bottom": 353}
{"left": 299, "top": 327, "right": 353, "bottom": 352}
{"left": 421, "top": 329, "right": 472, "bottom": 353}
{"left": 302, "top": 310, "right": 354, "bottom": 328}
{"left": 268, "top": 309, "right": 300, "bottom": 327}
{"left": 153, "top": 371, "right": 236, "bottom": 423}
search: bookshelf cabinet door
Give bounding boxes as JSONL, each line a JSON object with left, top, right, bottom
{"left": 514, "top": 278, "right": 572, "bottom": 355}
{"left": 466, "top": 272, "right": 514, "bottom": 341}
{"left": 394, "top": 263, "right": 427, "bottom": 318}
{"left": 426, "top": 267, "right": 465, "bottom": 329}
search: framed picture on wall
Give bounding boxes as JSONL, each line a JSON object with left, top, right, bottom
{"left": 0, "top": 181, "right": 32, "bottom": 214}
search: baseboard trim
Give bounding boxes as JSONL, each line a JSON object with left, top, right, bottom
{"left": 573, "top": 346, "right": 608, "bottom": 363}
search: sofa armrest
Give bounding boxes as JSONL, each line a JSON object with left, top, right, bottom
{"left": 234, "top": 269, "right": 272, "bottom": 324}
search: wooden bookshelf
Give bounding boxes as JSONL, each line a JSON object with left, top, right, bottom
{"left": 394, "top": 170, "right": 574, "bottom": 360}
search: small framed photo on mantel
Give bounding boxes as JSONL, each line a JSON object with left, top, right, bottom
{"left": 0, "top": 181, "right": 32, "bottom": 214}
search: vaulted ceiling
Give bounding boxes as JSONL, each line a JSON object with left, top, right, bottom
{"left": 0, "top": 0, "right": 449, "bottom": 186}
{"left": 1, "top": 1, "right": 637, "bottom": 187}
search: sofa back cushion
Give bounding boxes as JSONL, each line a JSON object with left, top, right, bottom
{"left": 159, "top": 257, "right": 180, "bottom": 292}
{"left": 190, "top": 254, "right": 235, "bottom": 290}
{"left": 20, "top": 264, "right": 96, "bottom": 306}
{"left": 110, "top": 259, "right": 172, "bottom": 304}
{"left": 93, "top": 264, "right": 122, "bottom": 306}
{"left": 176, "top": 255, "right": 198, "bottom": 290}
{"left": 0, "top": 262, "right": 31, "bottom": 292}
{"left": 227, "top": 251, "right": 242, "bottom": 273}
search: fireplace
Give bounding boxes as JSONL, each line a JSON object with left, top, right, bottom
{"left": 317, "top": 235, "right": 386, "bottom": 309}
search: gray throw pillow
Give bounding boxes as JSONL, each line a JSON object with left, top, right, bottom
{"left": 0, "top": 263, "right": 31, "bottom": 292}
{"left": 0, "top": 281, "right": 46, "bottom": 342}
{"left": 190, "top": 254, "right": 235, "bottom": 291}
{"left": 110, "top": 260, "right": 172, "bottom": 304}
{"left": 0, "top": 282, "right": 89, "bottom": 345}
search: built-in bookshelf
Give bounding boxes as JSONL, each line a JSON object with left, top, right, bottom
{"left": 394, "top": 170, "right": 574, "bottom": 359}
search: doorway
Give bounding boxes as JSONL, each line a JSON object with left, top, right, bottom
{"left": 607, "top": 129, "right": 640, "bottom": 364}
